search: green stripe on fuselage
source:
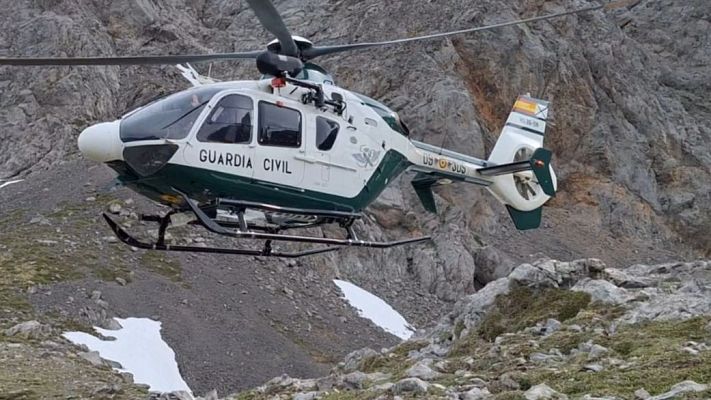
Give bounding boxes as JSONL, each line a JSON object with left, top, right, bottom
{"left": 112, "top": 150, "right": 410, "bottom": 212}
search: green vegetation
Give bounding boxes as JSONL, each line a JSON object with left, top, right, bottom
{"left": 360, "top": 340, "right": 429, "bottom": 375}
{"left": 525, "top": 317, "right": 711, "bottom": 397}
{"left": 477, "top": 286, "right": 591, "bottom": 341}
{"left": 139, "top": 251, "right": 183, "bottom": 282}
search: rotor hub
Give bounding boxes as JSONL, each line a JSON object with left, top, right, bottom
{"left": 266, "top": 36, "right": 314, "bottom": 57}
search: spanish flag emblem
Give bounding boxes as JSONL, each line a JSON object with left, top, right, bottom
{"left": 513, "top": 97, "right": 538, "bottom": 115}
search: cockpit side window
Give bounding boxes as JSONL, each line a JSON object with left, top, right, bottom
{"left": 315, "top": 117, "right": 339, "bottom": 151}
{"left": 197, "top": 95, "right": 253, "bottom": 144}
{"left": 258, "top": 101, "right": 302, "bottom": 148}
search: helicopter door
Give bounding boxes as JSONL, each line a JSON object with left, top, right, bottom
{"left": 183, "top": 93, "right": 256, "bottom": 184}
{"left": 253, "top": 101, "right": 305, "bottom": 188}
{"left": 302, "top": 116, "right": 341, "bottom": 191}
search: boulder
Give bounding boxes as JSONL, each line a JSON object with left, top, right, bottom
{"left": 524, "top": 383, "right": 568, "bottom": 400}
{"left": 405, "top": 359, "right": 441, "bottom": 380}
{"left": 392, "top": 378, "right": 429, "bottom": 394}
{"left": 648, "top": 381, "right": 709, "bottom": 400}
{"left": 571, "top": 279, "right": 634, "bottom": 305}
{"left": 4, "top": 320, "right": 52, "bottom": 339}
{"left": 292, "top": 392, "right": 321, "bottom": 400}
{"left": 342, "top": 347, "right": 379, "bottom": 372}
{"left": 462, "top": 387, "right": 493, "bottom": 400}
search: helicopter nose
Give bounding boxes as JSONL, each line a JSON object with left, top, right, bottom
{"left": 78, "top": 121, "right": 123, "bottom": 162}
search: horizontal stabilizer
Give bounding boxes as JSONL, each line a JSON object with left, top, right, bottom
{"left": 411, "top": 173, "right": 438, "bottom": 213}
{"left": 506, "top": 205, "right": 542, "bottom": 230}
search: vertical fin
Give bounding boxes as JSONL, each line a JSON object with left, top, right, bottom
{"left": 411, "top": 173, "right": 438, "bottom": 213}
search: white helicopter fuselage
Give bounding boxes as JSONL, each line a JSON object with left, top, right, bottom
{"left": 79, "top": 69, "right": 554, "bottom": 220}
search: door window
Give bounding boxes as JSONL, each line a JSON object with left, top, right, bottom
{"left": 258, "top": 102, "right": 301, "bottom": 148}
{"left": 197, "top": 94, "right": 253, "bottom": 144}
{"left": 315, "top": 117, "right": 339, "bottom": 151}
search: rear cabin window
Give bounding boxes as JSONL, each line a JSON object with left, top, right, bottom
{"left": 197, "top": 94, "right": 253, "bottom": 144}
{"left": 315, "top": 117, "right": 339, "bottom": 151}
{"left": 258, "top": 102, "right": 301, "bottom": 148}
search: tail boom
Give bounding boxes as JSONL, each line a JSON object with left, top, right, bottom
{"left": 404, "top": 95, "right": 557, "bottom": 230}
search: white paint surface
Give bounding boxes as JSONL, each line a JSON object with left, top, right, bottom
{"left": 334, "top": 279, "right": 414, "bottom": 340}
{"left": 63, "top": 317, "right": 191, "bottom": 393}
{"left": 0, "top": 179, "right": 23, "bottom": 189}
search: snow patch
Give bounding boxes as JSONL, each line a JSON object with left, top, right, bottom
{"left": 63, "top": 317, "right": 191, "bottom": 393}
{"left": 0, "top": 179, "right": 23, "bottom": 189}
{"left": 334, "top": 279, "right": 415, "bottom": 340}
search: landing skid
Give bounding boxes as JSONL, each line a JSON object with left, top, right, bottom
{"left": 103, "top": 191, "right": 431, "bottom": 258}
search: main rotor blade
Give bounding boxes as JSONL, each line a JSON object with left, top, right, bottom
{"left": 0, "top": 51, "right": 263, "bottom": 66}
{"left": 245, "top": 0, "right": 299, "bottom": 57}
{"left": 302, "top": 4, "right": 604, "bottom": 60}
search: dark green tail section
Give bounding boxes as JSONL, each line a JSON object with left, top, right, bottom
{"left": 411, "top": 173, "right": 439, "bottom": 213}
{"left": 506, "top": 205, "right": 542, "bottom": 230}
{"left": 530, "top": 148, "right": 555, "bottom": 197}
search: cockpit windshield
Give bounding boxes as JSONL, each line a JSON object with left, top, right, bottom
{"left": 120, "top": 86, "right": 224, "bottom": 142}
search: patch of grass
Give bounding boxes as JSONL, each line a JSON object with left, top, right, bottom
{"left": 478, "top": 286, "right": 591, "bottom": 341}
{"left": 492, "top": 392, "right": 526, "bottom": 400}
{"left": 319, "top": 391, "right": 380, "bottom": 400}
{"left": 524, "top": 317, "right": 711, "bottom": 398}
{"left": 357, "top": 340, "right": 430, "bottom": 377}
{"left": 140, "top": 251, "right": 182, "bottom": 282}
{"left": 453, "top": 320, "right": 466, "bottom": 340}
{"left": 391, "top": 340, "right": 430, "bottom": 356}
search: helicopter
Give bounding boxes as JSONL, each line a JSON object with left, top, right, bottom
{"left": 0, "top": 0, "right": 615, "bottom": 258}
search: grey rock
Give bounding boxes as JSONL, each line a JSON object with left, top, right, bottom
{"left": 530, "top": 352, "right": 563, "bottom": 364}
{"left": 498, "top": 372, "right": 520, "bottom": 391}
{"left": 158, "top": 391, "right": 194, "bottom": 400}
{"left": 509, "top": 259, "right": 603, "bottom": 289}
{"left": 588, "top": 344, "right": 610, "bottom": 360}
{"left": 79, "top": 351, "right": 104, "bottom": 367}
{"left": 462, "top": 387, "right": 493, "bottom": 400}
{"left": 621, "top": 280, "right": 711, "bottom": 324}
{"left": 340, "top": 371, "right": 368, "bottom": 389}
{"left": 634, "top": 389, "right": 651, "bottom": 400}
{"left": 582, "top": 363, "right": 604, "bottom": 372}
{"left": 372, "top": 382, "right": 394, "bottom": 392}
{"left": 542, "top": 319, "right": 562, "bottom": 336}
{"left": 647, "top": 381, "right": 708, "bottom": 400}
{"left": 343, "top": 347, "right": 379, "bottom": 372}
{"left": 392, "top": 378, "right": 429, "bottom": 394}
{"left": 292, "top": 392, "right": 321, "bottom": 400}
{"left": 115, "top": 277, "right": 127, "bottom": 286}
{"left": 473, "top": 245, "right": 516, "bottom": 285}
{"left": 108, "top": 202, "right": 122, "bottom": 214}
{"left": 571, "top": 279, "right": 634, "bottom": 305}
{"left": 580, "top": 396, "right": 620, "bottom": 400}
{"left": 524, "top": 383, "right": 568, "bottom": 400}
{"left": 93, "top": 384, "right": 122, "bottom": 395}
{"left": 405, "top": 359, "right": 441, "bottom": 380}
{"left": 603, "top": 268, "right": 651, "bottom": 288}
{"left": 4, "top": 320, "right": 52, "bottom": 339}
{"left": 200, "top": 390, "right": 217, "bottom": 400}
{"left": 447, "top": 277, "right": 510, "bottom": 332}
